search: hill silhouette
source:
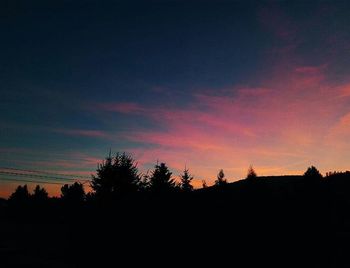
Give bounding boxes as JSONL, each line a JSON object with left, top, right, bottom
{"left": 1, "top": 153, "right": 350, "bottom": 267}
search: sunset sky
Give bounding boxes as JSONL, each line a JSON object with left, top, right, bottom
{"left": 1, "top": 0, "right": 350, "bottom": 197}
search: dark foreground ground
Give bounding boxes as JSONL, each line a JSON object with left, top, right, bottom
{"left": 2, "top": 176, "right": 350, "bottom": 267}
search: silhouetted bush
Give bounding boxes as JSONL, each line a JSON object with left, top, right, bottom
{"left": 61, "top": 182, "right": 85, "bottom": 204}
{"left": 32, "top": 185, "right": 48, "bottom": 202}
{"left": 304, "top": 166, "right": 322, "bottom": 181}
{"left": 8, "top": 185, "right": 30, "bottom": 205}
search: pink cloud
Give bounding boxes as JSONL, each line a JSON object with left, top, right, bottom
{"left": 336, "top": 84, "right": 350, "bottom": 98}
{"left": 326, "top": 112, "right": 350, "bottom": 145}
{"left": 295, "top": 64, "right": 328, "bottom": 75}
{"left": 89, "top": 62, "right": 350, "bottom": 184}
{"left": 29, "top": 153, "right": 101, "bottom": 171}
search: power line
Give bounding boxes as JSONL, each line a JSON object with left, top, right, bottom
{"left": 0, "top": 171, "right": 91, "bottom": 185}
{"left": 0, "top": 167, "right": 92, "bottom": 189}
{"left": 0, "top": 167, "right": 91, "bottom": 179}
{"left": 0, "top": 174, "right": 91, "bottom": 186}
{"left": 0, "top": 170, "right": 88, "bottom": 182}
{"left": 0, "top": 177, "right": 67, "bottom": 185}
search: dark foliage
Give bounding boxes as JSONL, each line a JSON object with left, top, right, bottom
{"left": 304, "top": 166, "right": 323, "bottom": 181}
{"left": 91, "top": 152, "right": 140, "bottom": 198}
{"left": 180, "top": 168, "right": 194, "bottom": 192}
{"left": 149, "top": 162, "right": 176, "bottom": 193}
{"left": 61, "top": 182, "right": 85, "bottom": 204}
{"left": 32, "top": 185, "right": 48, "bottom": 202}
{"left": 246, "top": 165, "right": 257, "bottom": 180}
{"left": 4, "top": 157, "right": 350, "bottom": 267}
{"left": 8, "top": 184, "right": 30, "bottom": 204}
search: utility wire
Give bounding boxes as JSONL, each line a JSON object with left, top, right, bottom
{"left": 0, "top": 177, "right": 67, "bottom": 185}
{"left": 0, "top": 171, "right": 90, "bottom": 183}
{"left": 0, "top": 175, "right": 91, "bottom": 186}
{"left": 0, "top": 171, "right": 91, "bottom": 185}
{"left": 0, "top": 167, "right": 91, "bottom": 179}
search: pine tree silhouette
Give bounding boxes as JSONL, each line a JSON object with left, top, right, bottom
{"left": 149, "top": 162, "right": 176, "bottom": 193}
{"left": 180, "top": 167, "right": 194, "bottom": 192}
{"left": 91, "top": 152, "right": 140, "bottom": 198}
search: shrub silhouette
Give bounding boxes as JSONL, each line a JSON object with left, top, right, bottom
{"left": 91, "top": 152, "right": 140, "bottom": 198}
{"left": 8, "top": 185, "right": 30, "bottom": 204}
{"left": 180, "top": 167, "right": 194, "bottom": 192}
{"left": 61, "top": 182, "right": 85, "bottom": 204}
{"left": 304, "top": 166, "right": 322, "bottom": 181}
{"left": 215, "top": 169, "right": 227, "bottom": 186}
{"left": 149, "top": 162, "right": 176, "bottom": 193}
{"left": 32, "top": 185, "right": 49, "bottom": 203}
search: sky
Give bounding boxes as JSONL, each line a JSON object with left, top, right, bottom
{"left": 1, "top": 0, "right": 350, "bottom": 197}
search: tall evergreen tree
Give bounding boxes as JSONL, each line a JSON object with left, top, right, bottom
{"left": 215, "top": 169, "right": 227, "bottom": 186}
{"left": 149, "top": 162, "right": 176, "bottom": 193}
{"left": 180, "top": 168, "right": 194, "bottom": 192}
{"left": 91, "top": 152, "right": 140, "bottom": 198}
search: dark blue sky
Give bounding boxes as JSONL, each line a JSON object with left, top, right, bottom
{"left": 1, "top": 0, "right": 350, "bottom": 196}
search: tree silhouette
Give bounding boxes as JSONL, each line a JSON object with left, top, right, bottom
{"left": 215, "top": 169, "right": 227, "bottom": 186}
{"left": 246, "top": 165, "right": 257, "bottom": 180}
{"left": 61, "top": 182, "right": 85, "bottom": 203}
{"left": 180, "top": 167, "right": 194, "bottom": 192}
{"left": 91, "top": 152, "right": 140, "bottom": 198}
{"left": 149, "top": 162, "right": 176, "bottom": 193}
{"left": 32, "top": 185, "right": 48, "bottom": 202}
{"left": 8, "top": 185, "right": 30, "bottom": 204}
{"left": 304, "top": 166, "right": 322, "bottom": 181}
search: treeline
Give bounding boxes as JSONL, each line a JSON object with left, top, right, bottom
{"left": 4, "top": 151, "right": 346, "bottom": 208}
{"left": 3, "top": 152, "right": 350, "bottom": 267}
{"left": 7, "top": 152, "right": 196, "bottom": 206}
{"left": 5, "top": 152, "right": 235, "bottom": 205}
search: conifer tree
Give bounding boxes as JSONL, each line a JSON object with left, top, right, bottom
{"left": 180, "top": 167, "right": 194, "bottom": 192}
